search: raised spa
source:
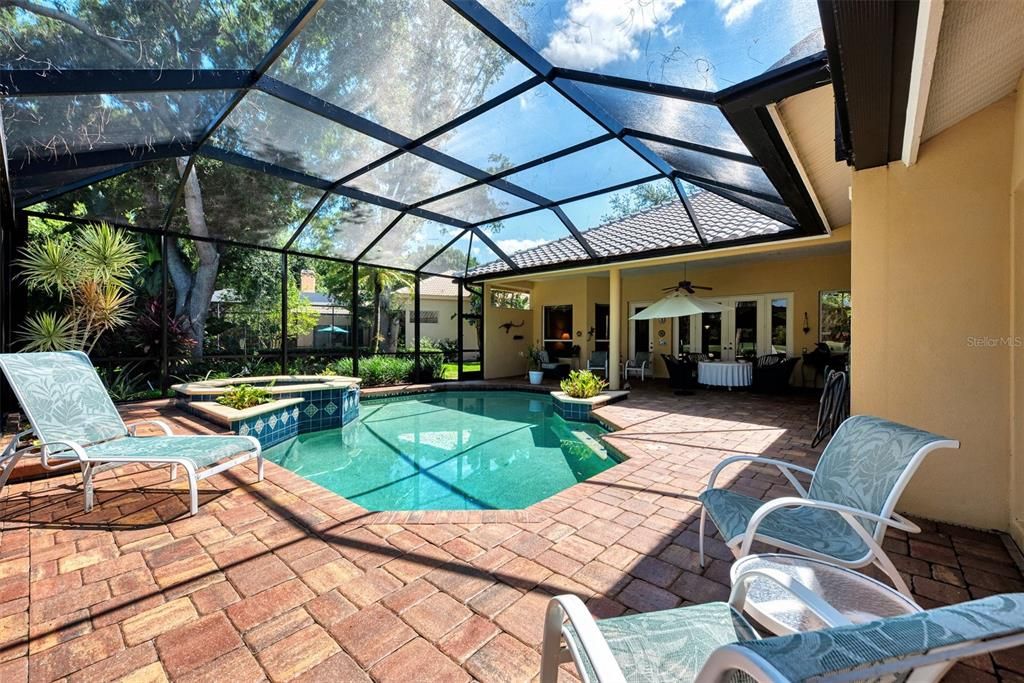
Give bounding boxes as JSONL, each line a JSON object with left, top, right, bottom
{"left": 172, "top": 375, "right": 361, "bottom": 448}
{"left": 264, "top": 390, "right": 623, "bottom": 510}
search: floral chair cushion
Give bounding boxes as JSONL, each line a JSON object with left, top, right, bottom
{"left": 564, "top": 601, "right": 757, "bottom": 683}
{"left": 699, "top": 488, "right": 870, "bottom": 562}
{"left": 736, "top": 593, "right": 1024, "bottom": 681}
{"left": 85, "top": 436, "right": 258, "bottom": 469}
{"left": 807, "top": 415, "right": 952, "bottom": 534}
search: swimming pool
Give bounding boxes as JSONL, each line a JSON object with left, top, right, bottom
{"left": 264, "top": 390, "right": 621, "bottom": 510}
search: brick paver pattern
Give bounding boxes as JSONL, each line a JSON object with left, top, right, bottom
{"left": 1, "top": 382, "right": 1022, "bottom": 682}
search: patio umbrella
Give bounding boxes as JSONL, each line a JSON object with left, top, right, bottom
{"left": 629, "top": 290, "right": 724, "bottom": 320}
{"left": 317, "top": 325, "right": 348, "bottom": 333}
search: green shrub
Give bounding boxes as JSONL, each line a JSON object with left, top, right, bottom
{"left": 560, "top": 370, "right": 607, "bottom": 399}
{"left": 216, "top": 384, "right": 274, "bottom": 410}
{"left": 326, "top": 355, "right": 413, "bottom": 386}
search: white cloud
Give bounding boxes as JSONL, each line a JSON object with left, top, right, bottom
{"left": 541, "top": 0, "right": 686, "bottom": 70}
{"left": 714, "top": 0, "right": 764, "bottom": 27}
{"left": 496, "top": 238, "right": 548, "bottom": 254}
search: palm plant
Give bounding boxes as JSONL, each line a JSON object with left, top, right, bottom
{"left": 361, "top": 268, "right": 414, "bottom": 353}
{"left": 16, "top": 223, "right": 143, "bottom": 353}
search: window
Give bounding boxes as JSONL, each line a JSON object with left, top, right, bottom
{"left": 819, "top": 290, "right": 851, "bottom": 351}
{"left": 491, "top": 288, "right": 530, "bottom": 310}
{"left": 414, "top": 310, "right": 439, "bottom": 324}
{"left": 594, "top": 303, "right": 609, "bottom": 352}
{"left": 543, "top": 304, "right": 573, "bottom": 354}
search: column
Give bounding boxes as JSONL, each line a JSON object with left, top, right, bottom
{"left": 608, "top": 267, "right": 621, "bottom": 390}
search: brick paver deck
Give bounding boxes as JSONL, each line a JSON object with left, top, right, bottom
{"left": 1, "top": 382, "right": 1022, "bottom": 682}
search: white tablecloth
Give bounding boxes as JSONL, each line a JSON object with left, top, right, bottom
{"left": 698, "top": 361, "right": 752, "bottom": 387}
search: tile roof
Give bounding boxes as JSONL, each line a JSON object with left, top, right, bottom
{"left": 467, "top": 188, "right": 793, "bottom": 277}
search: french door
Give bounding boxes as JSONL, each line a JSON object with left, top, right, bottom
{"left": 674, "top": 294, "right": 793, "bottom": 361}
{"left": 628, "top": 302, "right": 653, "bottom": 360}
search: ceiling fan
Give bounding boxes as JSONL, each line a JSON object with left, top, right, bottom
{"left": 662, "top": 265, "right": 712, "bottom": 294}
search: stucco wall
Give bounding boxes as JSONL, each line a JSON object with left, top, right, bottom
{"left": 483, "top": 284, "right": 533, "bottom": 379}
{"left": 1011, "top": 76, "right": 1024, "bottom": 544}
{"left": 403, "top": 298, "right": 479, "bottom": 351}
{"left": 851, "top": 95, "right": 1015, "bottom": 531}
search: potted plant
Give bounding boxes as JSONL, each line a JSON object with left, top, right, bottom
{"left": 523, "top": 344, "right": 544, "bottom": 385}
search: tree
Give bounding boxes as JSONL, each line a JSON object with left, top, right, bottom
{"left": 360, "top": 268, "right": 414, "bottom": 353}
{"left": 15, "top": 223, "right": 142, "bottom": 352}
{"left": 600, "top": 182, "right": 677, "bottom": 223}
{"left": 5, "top": 0, "right": 523, "bottom": 357}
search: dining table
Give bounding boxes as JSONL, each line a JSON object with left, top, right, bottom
{"left": 697, "top": 360, "right": 752, "bottom": 389}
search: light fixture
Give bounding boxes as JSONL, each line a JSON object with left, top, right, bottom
{"left": 561, "top": 332, "right": 571, "bottom": 340}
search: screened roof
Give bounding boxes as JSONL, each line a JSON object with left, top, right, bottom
{"left": 0, "top": 0, "right": 831, "bottom": 280}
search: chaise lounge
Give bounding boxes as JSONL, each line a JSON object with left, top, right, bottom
{"left": 0, "top": 351, "right": 263, "bottom": 516}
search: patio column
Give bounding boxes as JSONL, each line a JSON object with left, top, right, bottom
{"left": 609, "top": 267, "right": 622, "bottom": 390}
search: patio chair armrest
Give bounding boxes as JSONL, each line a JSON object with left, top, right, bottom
{"left": 127, "top": 419, "right": 174, "bottom": 437}
{"left": 738, "top": 497, "right": 919, "bottom": 558}
{"left": 1, "top": 428, "right": 33, "bottom": 460}
{"left": 729, "top": 566, "right": 853, "bottom": 628}
{"left": 35, "top": 439, "right": 89, "bottom": 469}
{"left": 706, "top": 456, "right": 815, "bottom": 495}
{"left": 544, "top": 594, "right": 625, "bottom": 683}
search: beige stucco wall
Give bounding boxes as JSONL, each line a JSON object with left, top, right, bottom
{"left": 483, "top": 284, "right": 533, "bottom": 379}
{"left": 402, "top": 298, "right": 479, "bottom": 351}
{"left": 852, "top": 95, "right": 1016, "bottom": 531}
{"left": 1011, "top": 76, "right": 1024, "bottom": 544}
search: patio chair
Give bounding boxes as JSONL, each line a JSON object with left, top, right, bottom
{"left": 587, "top": 351, "right": 608, "bottom": 377}
{"left": 623, "top": 352, "right": 651, "bottom": 382}
{"left": 698, "top": 415, "right": 959, "bottom": 597}
{"left": 538, "top": 350, "right": 569, "bottom": 379}
{"left": 662, "top": 354, "right": 697, "bottom": 394}
{"left": 541, "top": 590, "right": 1024, "bottom": 683}
{"left": 751, "top": 354, "right": 798, "bottom": 394}
{"left": 0, "top": 351, "right": 263, "bottom": 516}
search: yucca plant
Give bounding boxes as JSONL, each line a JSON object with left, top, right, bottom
{"left": 16, "top": 223, "right": 143, "bottom": 353}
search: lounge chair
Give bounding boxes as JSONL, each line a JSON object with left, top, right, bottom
{"left": 698, "top": 415, "right": 959, "bottom": 596}
{"left": 542, "top": 589, "right": 1024, "bottom": 683}
{"left": 0, "top": 351, "right": 262, "bottom": 516}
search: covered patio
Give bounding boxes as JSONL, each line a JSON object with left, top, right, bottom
{"left": 2, "top": 387, "right": 1021, "bottom": 682}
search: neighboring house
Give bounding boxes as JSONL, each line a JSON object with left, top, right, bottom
{"left": 210, "top": 270, "right": 355, "bottom": 351}
{"left": 394, "top": 275, "right": 480, "bottom": 358}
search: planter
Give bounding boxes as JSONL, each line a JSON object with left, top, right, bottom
{"left": 550, "top": 390, "right": 629, "bottom": 422}
{"left": 528, "top": 370, "right": 544, "bottom": 385}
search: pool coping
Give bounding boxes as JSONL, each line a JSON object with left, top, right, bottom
{"left": 268, "top": 381, "right": 638, "bottom": 525}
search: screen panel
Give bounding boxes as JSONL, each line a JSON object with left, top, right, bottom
{"left": 503, "top": 138, "right": 655, "bottom": 201}
{"left": 477, "top": 208, "right": 589, "bottom": 270}
{"left": 211, "top": 90, "right": 395, "bottom": 182}
{"left": 168, "top": 155, "right": 323, "bottom": 247}
{"left": 419, "top": 183, "right": 536, "bottom": 224}
{"left": 269, "top": 0, "right": 533, "bottom": 139}
{"left": 427, "top": 83, "right": 606, "bottom": 172}
{"left": 559, "top": 178, "right": 699, "bottom": 257}
{"left": 360, "top": 215, "right": 465, "bottom": 271}
{"left": 676, "top": 180, "right": 792, "bottom": 243}
{"left": 3, "top": 91, "right": 232, "bottom": 162}
{"left": 293, "top": 194, "right": 402, "bottom": 261}
{"left": 636, "top": 137, "right": 779, "bottom": 200}
{"left": 569, "top": 81, "right": 746, "bottom": 154}
{"left": 346, "top": 152, "right": 475, "bottom": 206}
{"left": 478, "top": 0, "right": 824, "bottom": 91}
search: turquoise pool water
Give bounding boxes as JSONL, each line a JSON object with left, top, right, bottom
{"left": 264, "top": 391, "right": 620, "bottom": 510}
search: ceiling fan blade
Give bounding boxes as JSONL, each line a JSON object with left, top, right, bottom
{"left": 692, "top": 285, "right": 713, "bottom": 291}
